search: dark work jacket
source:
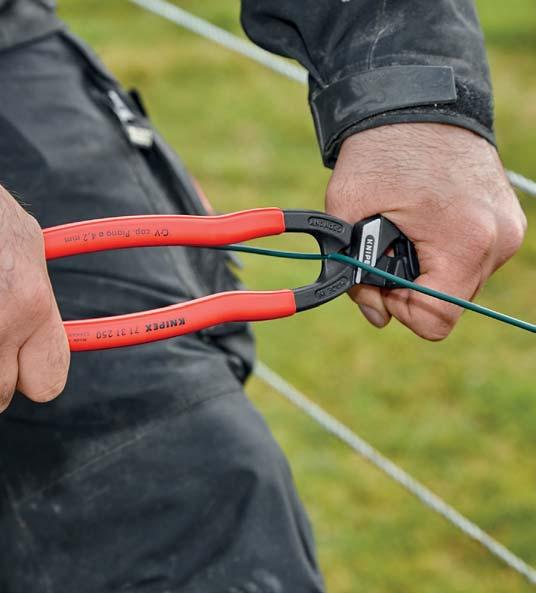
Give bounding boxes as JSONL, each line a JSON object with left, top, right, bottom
{"left": 1, "top": 0, "right": 493, "bottom": 167}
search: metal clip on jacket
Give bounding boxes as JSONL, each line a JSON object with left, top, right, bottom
{"left": 44, "top": 209, "right": 419, "bottom": 351}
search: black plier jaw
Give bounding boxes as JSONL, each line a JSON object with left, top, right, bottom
{"left": 284, "top": 210, "right": 420, "bottom": 311}
{"left": 284, "top": 210, "right": 355, "bottom": 311}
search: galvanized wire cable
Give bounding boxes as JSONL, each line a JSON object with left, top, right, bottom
{"left": 254, "top": 361, "right": 536, "bottom": 586}
{"left": 128, "top": 0, "right": 536, "bottom": 198}
{"left": 507, "top": 170, "right": 536, "bottom": 197}
{"left": 128, "top": 0, "right": 536, "bottom": 583}
{"left": 129, "top": 0, "right": 308, "bottom": 83}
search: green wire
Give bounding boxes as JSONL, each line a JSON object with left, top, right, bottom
{"left": 218, "top": 244, "right": 535, "bottom": 334}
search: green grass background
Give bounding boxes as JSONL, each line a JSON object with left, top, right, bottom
{"left": 58, "top": 2, "right": 535, "bottom": 591}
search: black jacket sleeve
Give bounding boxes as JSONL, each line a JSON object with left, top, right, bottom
{"left": 241, "top": 0, "right": 494, "bottom": 167}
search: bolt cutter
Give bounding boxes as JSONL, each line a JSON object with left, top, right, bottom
{"left": 44, "top": 208, "right": 419, "bottom": 351}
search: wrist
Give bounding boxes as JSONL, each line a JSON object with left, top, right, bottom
{"left": 310, "top": 67, "right": 494, "bottom": 169}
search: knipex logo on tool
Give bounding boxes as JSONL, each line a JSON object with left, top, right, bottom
{"left": 363, "top": 235, "right": 376, "bottom": 266}
{"left": 145, "top": 319, "right": 186, "bottom": 333}
{"left": 307, "top": 216, "right": 344, "bottom": 233}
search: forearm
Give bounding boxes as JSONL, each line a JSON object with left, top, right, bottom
{"left": 241, "top": 0, "right": 493, "bottom": 167}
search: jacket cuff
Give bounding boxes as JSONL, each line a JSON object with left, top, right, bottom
{"left": 309, "top": 65, "right": 495, "bottom": 168}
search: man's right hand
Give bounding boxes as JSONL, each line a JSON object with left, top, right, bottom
{"left": 0, "top": 185, "right": 70, "bottom": 412}
{"left": 326, "top": 124, "right": 526, "bottom": 340}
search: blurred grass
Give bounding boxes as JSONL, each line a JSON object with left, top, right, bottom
{"left": 58, "top": 1, "right": 536, "bottom": 591}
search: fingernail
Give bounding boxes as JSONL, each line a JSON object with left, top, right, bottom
{"left": 359, "top": 304, "right": 388, "bottom": 328}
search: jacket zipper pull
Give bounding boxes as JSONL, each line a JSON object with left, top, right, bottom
{"left": 107, "top": 89, "right": 154, "bottom": 149}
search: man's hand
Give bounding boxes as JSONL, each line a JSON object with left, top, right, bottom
{"left": 0, "top": 186, "right": 70, "bottom": 412}
{"left": 326, "top": 123, "right": 526, "bottom": 340}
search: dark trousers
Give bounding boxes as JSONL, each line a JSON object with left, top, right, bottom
{"left": 0, "top": 31, "right": 325, "bottom": 593}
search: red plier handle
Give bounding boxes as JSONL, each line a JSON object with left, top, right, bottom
{"left": 45, "top": 208, "right": 417, "bottom": 351}
{"left": 45, "top": 208, "right": 298, "bottom": 351}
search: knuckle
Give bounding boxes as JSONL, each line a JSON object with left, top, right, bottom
{"left": 26, "top": 375, "right": 67, "bottom": 403}
{"left": 19, "top": 277, "right": 53, "bottom": 323}
{"left": 410, "top": 307, "right": 457, "bottom": 341}
{"left": 490, "top": 208, "right": 526, "bottom": 268}
{"left": 0, "top": 383, "right": 15, "bottom": 413}
{"left": 53, "top": 339, "right": 71, "bottom": 376}
{"left": 10, "top": 208, "right": 43, "bottom": 253}
{"left": 418, "top": 320, "right": 453, "bottom": 341}
{"left": 31, "top": 343, "right": 70, "bottom": 403}
{"left": 19, "top": 333, "right": 70, "bottom": 403}
{"left": 0, "top": 235, "right": 51, "bottom": 330}
{"left": 23, "top": 213, "right": 43, "bottom": 241}
{"left": 502, "top": 215, "right": 526, "bottom": 257}
{"left": 469, "top": 219, "right": 498, "bottom": 255}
